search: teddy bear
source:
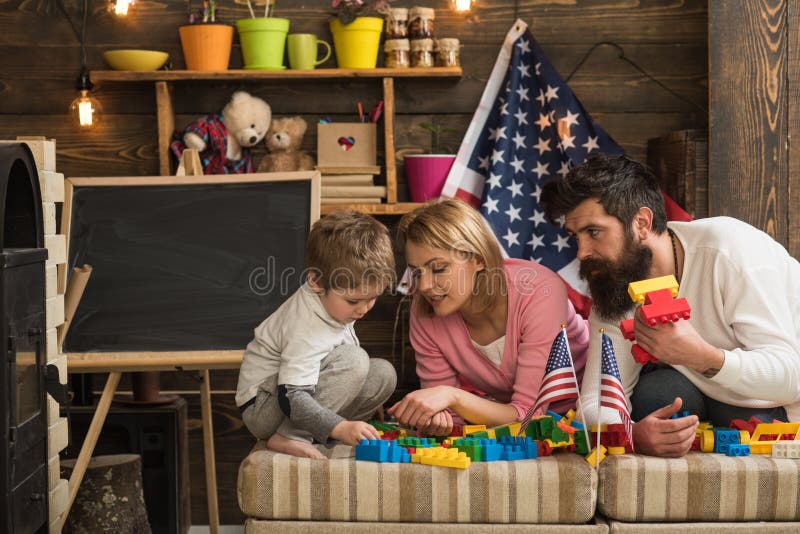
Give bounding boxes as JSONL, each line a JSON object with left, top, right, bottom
{"left": 170, "top": 91, "right": 271, "bottom": 174}
{"left": 256, "top": 116, "right": 315, "bottom": 173}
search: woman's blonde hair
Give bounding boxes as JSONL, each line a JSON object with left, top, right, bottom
{"left": 396, "top": 198, "right": 506, "bottom": 316}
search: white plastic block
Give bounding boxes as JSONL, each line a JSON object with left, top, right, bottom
{"left": 45, "top": 234, "right": 66, "bottom": 266}
{"left": 772, "top": 441, "right": 800, "bottom": 458}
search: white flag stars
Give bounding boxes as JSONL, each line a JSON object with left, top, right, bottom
{"left": 553, "top": 234, "right": 571, "bottom": 252}
{"left": 484, "top": 196, "right": 499, "bottom": 214}
{"left": 510, "top": 156, "right": 525, "bottom": 174}
{"left": 512, "top": 131, "right": 526, "bottom": 149}
{"left": 505, "top": 205, "right": 522, "bottom": 222}
{"left": 583, "top": 136, "right": 599, "bottom": 152}
{"left": 534, "top": 137, "right": 551, "bottom": 153}
{"left": 507, "top": 180, "right": 524, "bottom": 197}
{"left": 502, "top": 228, "right": 520, "bottom": 248}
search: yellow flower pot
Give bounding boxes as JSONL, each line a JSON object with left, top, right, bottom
{"left": 329, "top": 16, "right": 384, "bottom": 69}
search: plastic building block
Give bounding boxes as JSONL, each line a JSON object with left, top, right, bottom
{"left": 498, "top": 436, "right": 538, "bottom": 459}
{"left": 368, "top": 420, "right": 399, "bottom": 432}
{"left": 639, "top": 288, "right": 691, "bottom": 326}
{"left": 607, "top": 446, "right": 626, "bottom": 455}
{"left": 356, "top": 439, "right": 390, "bottom": 462}
{"left": 493, "top": 424, "right": 513, "bottom": 438}
{"left": 462, "top": 424, "right": 487, "bottom": 435}
{"left": 772, "top": 441, "right": 800, "bottom": 458}
{"left": 467, "top": 430, "right": 492, "bottom": 439}
{"left": 537, "top": 441, "right": 553, "bottom": 457}
{"left": 725, "top": 444, "right": 750, "bottom": 457}
{"left": 700, "top": 429, "right": 715, "bottom": 452}
{"left": 738, "top": 430, "right": 751, "bottom": 445}
{"left": 585, "top": 445, "right": 607, "bottom": 467}
{"left": 564, "top": 409, "right": 577, "bottom": 423}
{"left": 570, "top": 420, "right": 585, "bottom": 431}
{"left": 414, "top": 446, "right": 471, "bottom": 469}
{"left": 670, "top": 410, "right": 691, "bottom": 420}
{"left": 713, "top": 429, "right": 740, "bottom": 454}
{"left": 398, "top": 437, "right": 436, "bottom": 448}
{"left": 573, "top": 429, "right": 590, "bottom": 455}
{"left": 619, "top": 318, "right": 636, "bottom": 341}
{"left": 750, "top": 422, "right": 800, "bottom": 454}
{"left": 627, "top": 275, "right": 679, "bottom": 304}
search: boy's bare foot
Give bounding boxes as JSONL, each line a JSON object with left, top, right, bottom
{"left": 266, "top": 433, "right": 325, "bottom": 459}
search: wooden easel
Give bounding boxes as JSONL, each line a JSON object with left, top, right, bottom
{"left": 57, "top": 149, "right": 222, "bottom": 534}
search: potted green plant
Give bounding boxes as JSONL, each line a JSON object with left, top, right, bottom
{"left": 235, "top": 0, "right": 290, "bottom": 70}
{"left": 179, "top": 0, "right": 234, "bottom": 70}
{"left": 404, "top": 121, "right": 459, "bottom": 202}
{"left": 329, "top": 0, "right": 390, "bottom": 68}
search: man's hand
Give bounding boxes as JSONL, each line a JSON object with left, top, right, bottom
{"left": 633, "top": 397, "right": 698, "bottom": 457}
{"left": 387, "top": 386, "right": 458, "bottom": 429}
{"left": 418, "top": 410, "right": 454, "bottom": 437}
{"left": 633, "top": 311, "right": 723, "bottom": 373}
{"left": 330, "top": 420, "right": 380, "bottom": 446}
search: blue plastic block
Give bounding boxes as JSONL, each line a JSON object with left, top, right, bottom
{"left": 547, "top": 410, "right": 563, "bottom": 422}
{"left": 355, "top": 439, "right": 389, "bottom": 462}
{"left": 726, "top": 444, "right": 751, "bottom": 457}
{"left": 570, "top": 420, "right": 585, "bottom": 430}
{"left": 501, "top": 445, "right": 525, "bottom": 461}
{"left": 714, "top": 429, "right": 740, "bottom": 453}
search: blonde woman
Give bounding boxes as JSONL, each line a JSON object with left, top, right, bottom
{"left": 388, "top": 199, "right": 589, "bottom": 435}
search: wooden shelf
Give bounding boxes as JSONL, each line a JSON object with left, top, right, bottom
{"left": 90, "top": 67, "right": 462, "bottom": 82}
{"left": 320, "top": 202, "right": 424, "bottom": 215}
{"left": 89, "top": 69, "right": 462, "bottom": 214}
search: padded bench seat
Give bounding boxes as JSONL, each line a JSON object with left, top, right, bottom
{"left": 238, "top": 441, "right": 598, "bottom": 524}
{"left": 598, "top": 453, "right": 800, "bottom": 522}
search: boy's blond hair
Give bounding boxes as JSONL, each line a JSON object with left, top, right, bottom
{"left": 306, "top": 210, "right": 395, "bottom": 291}
{"left": 396, "top": 198, "right": 506, "bottom": 316}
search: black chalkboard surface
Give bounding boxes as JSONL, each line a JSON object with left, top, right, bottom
{"left": 62, "top": 173, "right": 320, "bottom": 353}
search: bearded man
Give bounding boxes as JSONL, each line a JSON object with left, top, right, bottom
{"left": 540, "top": 153, "right": 800, "bottom": 457}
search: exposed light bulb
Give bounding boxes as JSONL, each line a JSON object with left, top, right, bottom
{"left": 112, "top": 0, "right": 133, "bottom": 15}
{"left": 70, "top": 89, "right": 100, "bottom": 128}
{"left": 452, "top": 0, "right": 472, "bottom": 12}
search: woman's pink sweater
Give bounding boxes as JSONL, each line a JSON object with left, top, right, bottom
{"left": 410, "top": 259, "right": 590, "bottom": 420}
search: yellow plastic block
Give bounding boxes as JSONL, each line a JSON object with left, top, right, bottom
{"left": 627, "top": 275, "right": 679, "bottom": 304}
{"left": 607, "top": 446, "right": 626, "bottom": 455}
{"left": 589, "top": 424, "right": 608, "bottom": 433}
{"left": 739, "top": 430, "right": 751, "bottom": 445}
{"left": 585, "top": 445, "right": 607, "bottom": 467}
{"left": 750, "top": 422, "right": 800, "bottom": 455}
{"left": 462, "top": 424, "right": 487, "bottom": 436}
{"left": 506, "top": 422, "right": 522, "bottom": 437}
{"left": 414, "top": 446, "right": 471, "bottom": 469}
{"left": 700, "top": 429, "right": 715, "bottom": 453}
{"left": 564, "top": 409, "right": 577, "bottom": 423}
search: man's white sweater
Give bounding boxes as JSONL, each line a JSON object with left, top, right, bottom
{"left": 580, "top": 217, "right": 800, "bottom": 423}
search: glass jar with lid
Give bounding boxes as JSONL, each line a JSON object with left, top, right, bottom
{"left": 410, "top": 38, "right": 435, "bottom": 68}
{"left": 385, "top": 39, "right": 410, "bottom": 68}
{"left": 385, "top": 8, "right": 409, "bottom": 39}
{"left": 435, "top": 38, "right": 460, "bottom": 67}
{"left": 408, "top": 7, "right": 435, "bottom": 39}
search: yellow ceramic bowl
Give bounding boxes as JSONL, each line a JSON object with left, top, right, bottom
{"left": 103, "top": 49, "right": 169, "bottom": 71}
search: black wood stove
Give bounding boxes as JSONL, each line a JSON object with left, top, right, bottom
{"left": 0, "top": 143, "right": 50, "bottom": 533}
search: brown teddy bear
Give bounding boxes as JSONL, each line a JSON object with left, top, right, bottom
{"left": 256, "top": 116, "right": 315, "bottom": 173}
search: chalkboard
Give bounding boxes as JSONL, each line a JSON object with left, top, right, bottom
{"left": 62, "top": 172, "right": 320, "bottom": 353}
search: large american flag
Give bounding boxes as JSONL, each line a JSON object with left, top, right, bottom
{"left": 441, "top": 19, "right": 623, "bottom": 317}
{"left": 441, "top": 20, "right": 691, "bottom": 318}
{"left": 600, "top": 332, "right": 634, "bottom": 448}
{"left": 519, "top": 327, "right": 579, "bottom": 432}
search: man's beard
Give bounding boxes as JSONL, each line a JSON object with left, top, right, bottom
{"left": 580, "top": 235, "right": 653, "bottom": 321}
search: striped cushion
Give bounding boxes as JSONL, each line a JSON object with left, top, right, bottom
{"left": 598, "top": 453, "right": 800, "bottom": 521}
{"left": 245, "top": 520, "right": 610, "bottom": 533}
{"left": 238, "top": 441, "right": 598, "bottom": 523}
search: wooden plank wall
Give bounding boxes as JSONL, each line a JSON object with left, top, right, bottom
{"left": 709, "top": 0, "right": 799, "bottom": 258}
{"left": 0, "top": 0, "right": 708, "bottom": 525}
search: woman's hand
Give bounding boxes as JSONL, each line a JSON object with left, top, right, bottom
{"left": 387, "top": 386, "right": 458, "bottom": 428}
{"left": 418, "top": 410, "right": 454, "bottom": 437}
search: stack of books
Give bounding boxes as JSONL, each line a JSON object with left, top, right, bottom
{"left": 319, "top": 166, "right": 387, "bottom": 205}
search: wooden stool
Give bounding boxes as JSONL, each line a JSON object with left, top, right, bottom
{"left": 60, "top": 454, "right": 151, "bottom": 533}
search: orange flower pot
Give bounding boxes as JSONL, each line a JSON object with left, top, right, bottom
{"left": 179, "top": 24, "right": 234, "bottom": 71}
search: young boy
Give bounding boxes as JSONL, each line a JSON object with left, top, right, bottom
{"left": 236, "top": 211, "right": 398, "bottom": 458}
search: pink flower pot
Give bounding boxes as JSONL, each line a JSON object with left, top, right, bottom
{"left": 404, "top": 154, "right": 456, "bottom": 202}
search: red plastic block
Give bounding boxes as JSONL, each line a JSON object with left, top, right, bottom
{"left": 620, "top": 319, "right": 636, "bottom": 341}
{"left": 631, "top": 344, "right": 658, "bottom": 365}
{"left": 640, "top": 289, "right": 691, "bottom": 326}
